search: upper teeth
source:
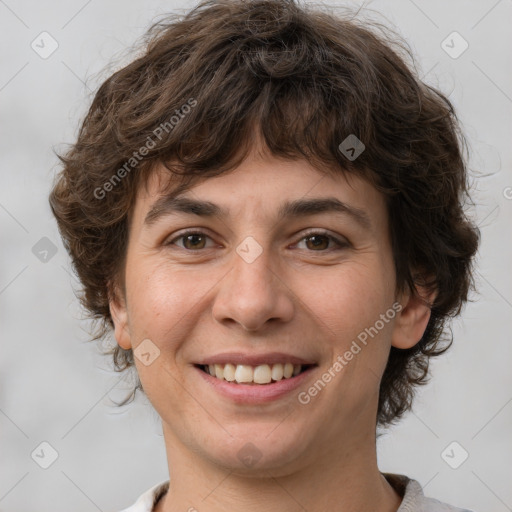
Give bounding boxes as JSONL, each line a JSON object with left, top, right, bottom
{"left": 205, "top": 363, "right": 303, "bottom": 384}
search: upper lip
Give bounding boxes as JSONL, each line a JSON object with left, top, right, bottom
{"left": 195, "top": 352, "right": 317, "bottom": 366}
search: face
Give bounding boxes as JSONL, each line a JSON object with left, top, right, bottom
{"left": 110, "top": 146, "right": 430, "bottom": 475}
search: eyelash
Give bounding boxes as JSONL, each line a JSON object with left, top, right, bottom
{"left": 165, "top": 229, "right": 349, "bottom": 253}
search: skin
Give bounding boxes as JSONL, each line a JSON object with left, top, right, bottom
{"left": 110, "top": 140, "right": 433, "bottom": 512}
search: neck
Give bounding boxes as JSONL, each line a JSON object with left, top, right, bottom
{"left": 155, "top": 422, "right": 402, "bottom": 512}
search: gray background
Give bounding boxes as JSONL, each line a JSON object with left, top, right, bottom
{"left": 1, "top": 0, "right": 511, "bottom": 511}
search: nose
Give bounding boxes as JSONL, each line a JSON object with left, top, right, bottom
{"left": 211, "top": 239, "right": 295, "bottom": 332}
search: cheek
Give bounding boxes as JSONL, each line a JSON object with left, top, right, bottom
{"left": 304, "top": 262, "right": 393, "bottom": 342}
{"left": 125, "top": 259, "right": 220, "bottom": 346}
{"left": 125, "top": 260, "right": 187, "bottom": 335}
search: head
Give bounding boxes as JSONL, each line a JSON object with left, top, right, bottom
{"left": 50, "top": 0, "right": 479, "bottom": 469}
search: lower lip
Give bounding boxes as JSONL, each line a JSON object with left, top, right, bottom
{"left": 195, "top": 366, "right": 316, "bottom": 404}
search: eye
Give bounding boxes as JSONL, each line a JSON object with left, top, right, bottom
{"left": 294, "top": 230, "right": 349, "bottom": 252}
{"left": 166, "top": 231, "right": 216, "bottom": 251}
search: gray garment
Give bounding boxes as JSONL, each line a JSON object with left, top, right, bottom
{"left": 383, "top": 473, "right": 475, "bottom": 512}
{"left": 118, "top": 473, "right": 475, "bottom": 511}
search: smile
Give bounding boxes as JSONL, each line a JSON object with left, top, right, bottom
{"left": 199, "top": 363, "right": 312, "bottom": 384}
{"left": 194, "top": 362, "right": 317, "bottom": 404}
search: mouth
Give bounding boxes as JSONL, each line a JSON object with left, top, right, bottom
{"left": 193, "top": 352, "right": 319, "bottom": 403}
{"left": 195, "top": 362, "right": 315, "bottom": 385}
{"left": 194, "top": 362, "right": 318, "bottom": 404}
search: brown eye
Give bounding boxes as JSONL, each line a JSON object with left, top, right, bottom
{"left": 167, "top": 231, "right": 213, "bottom": 250}
{"left": 296, "top": 230, "right": 348, "bottom": 252}
{"left": 304, "top": 234, "right": 330, "bottom": 251}
{"left": 182, "top": 233, "right": 207, "bottom": 250}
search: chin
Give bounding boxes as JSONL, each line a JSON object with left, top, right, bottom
{"left": 199, "top": 427, "right": 311, "bottom": 475}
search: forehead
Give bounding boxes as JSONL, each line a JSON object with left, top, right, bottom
{"left": 143, "top": 153, "right": 375, "bottom": 199}
{"left": 132, "top": 152, "right": 387, "bottom": 233}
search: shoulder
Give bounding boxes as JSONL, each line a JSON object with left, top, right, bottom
{"left": 383, "top": 473, "right": 476, "bottom": 512}
{"left": 117, "top": 481, "right": 170, "bottom": 512}
{"left": 115, "top": 475, "right": 477, "bottom": 512}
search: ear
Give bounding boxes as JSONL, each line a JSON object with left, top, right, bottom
{"left": 391, "top": 282, "right": 436, "bottom": 350}
{"left": 108, "top": 281, "right": 132, "bottom": 350}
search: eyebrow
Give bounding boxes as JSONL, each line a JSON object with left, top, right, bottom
{"left": 144, "top": 193, "right": 372, "bottom": 230}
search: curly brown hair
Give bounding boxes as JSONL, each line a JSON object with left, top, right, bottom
{"left": 49, "top": 0, "right": 479, "bottom": 427}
